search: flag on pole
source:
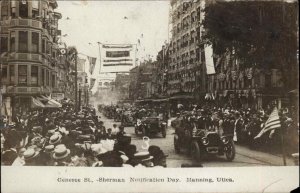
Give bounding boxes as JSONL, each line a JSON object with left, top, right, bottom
{"left": 87, "top": 56, "right": 97, "bottom": 75}
{"left": 254, "top": 107, "right": 281, "bottom": 139}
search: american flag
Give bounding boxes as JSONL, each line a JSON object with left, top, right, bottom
{"left": 254, "top": 107, "right": 281, "bottom": 139}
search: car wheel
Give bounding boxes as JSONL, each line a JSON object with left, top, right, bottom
{"left": 191, "top": 141, "right": 202, "bottom": 161}
{"left": 174, "top": 134, "right": 180, "bottom": 154}
{"left": 225, "top": 141, "right": 236, "bottom": 161}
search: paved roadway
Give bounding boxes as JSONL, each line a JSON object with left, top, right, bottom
{"left": 99, "top": 113, "right": 294, "bottom": 168}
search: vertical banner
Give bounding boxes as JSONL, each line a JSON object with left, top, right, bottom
{"left": 204, "top": 44, "right": 216, "bottom": 75}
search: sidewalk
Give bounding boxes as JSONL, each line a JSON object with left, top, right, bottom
{"left": 235, "top": 144, "right": 295, "bottom": 166}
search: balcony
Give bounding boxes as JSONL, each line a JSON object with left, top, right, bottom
{"left": 1, "top": 18, "right": 43, "bottom": 29}
{"left": 5, "top": 86, "right": 51, "bottom": 95}
{"left": 8, "top": 53, "right": 43, "bottom": 63}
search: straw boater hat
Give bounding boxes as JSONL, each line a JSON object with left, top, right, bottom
{"left": 47, "top": 127, "right": 59, "bottom": 136}
{"left": 92, "top": 161, "right": 103, "bottom": 167}
{"left": 23, "top": 148, "right": 40, "bottom": 161}
{"left": 52, "top": 144, "right": 70, "bottom": 160}
{"left": 44, "top": 145, "right": 55, "bottom": 153}
{"left": 91, "top": 144, "right": 108, "bottom": 156}
{"left": 49, "top": 134, "right": 62, "bottom": 145}
{"left": 134, "top": 152, "right": 153, "bottom": 163}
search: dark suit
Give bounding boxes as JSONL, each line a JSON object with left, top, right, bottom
{"left": 1, "top": 149, "right": 18, "bottom": 165}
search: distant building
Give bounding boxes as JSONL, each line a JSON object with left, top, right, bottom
{"left": 115, "top": 73, "right": 130, "bottom": 101}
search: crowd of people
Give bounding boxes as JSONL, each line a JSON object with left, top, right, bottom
{"left": 100, "top": 102, "right": 299, "bottom": 156}
{"left": 1, "top": 102, "right": 168, "bottom": 167}
{"left": 172, "top": 104, "right": 299, "bottom": 155}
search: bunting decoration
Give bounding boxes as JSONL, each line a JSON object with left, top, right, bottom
{"left": 239, "top": 71, "right": 244, "bottom": 81}
{"left": 87, "top": 56, "right": 97, "bottom": 75}
{"left": 231, "top": 70, "right": 237, "bottom": 81}
{"left": 245, "top": 68, "right": 253, "bottom": 79}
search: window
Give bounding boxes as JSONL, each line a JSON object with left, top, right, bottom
{"left": 46, "top": 70, "right": 49, "bottom": 86}
{"left": 31, "top": 32, "right": 39, "bottom": 53}
{"left": 0, "top": 37, "right": 8, "bottom": 53}
{"left": 19, "top": 0, "right": 28, "bottom": 18}
{"left": 31, "top": 66, "right": 38, "bottom": 86}
{"left": 52, "top": 49, "right": 56, "bottom": 58}
{"left": 18, "top": 65, "right": 27, "bottom": 85}
{"left": 41, "top": 68, "right": 45, "bottom": 86}
{"left": 19, "top": 31, "right": 28, "bottom": 52}
{"left": 1, "top": 2, "right": 8, "bottom": 19}
{"left": 10, "top": 32, "right": 16, "bottom": 52}
{"left": 1, "top": 65, "right": 8, "bottom": 83}
{"left": 10, "top": 65, "right": 15, "bottom": 83}
{"left": 32, "top": 0, "right": 39, "bottom": 18}
{"left": 42, "top": 39, "right": 45, "bottom": 53}
{"left": 47, "top": 42, "right": 51, "bottom": 54}
{"left": 52, "top": 74, "right": 55, "bottom": 88}
{"left": 11, "top": 1, "right": 16, "bottom": 18}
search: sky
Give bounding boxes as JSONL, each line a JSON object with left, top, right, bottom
{"left": 56, "top": 0, "right": 170, "bottom": 61}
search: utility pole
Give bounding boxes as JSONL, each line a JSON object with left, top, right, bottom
{"left": 97, "top": 42, "right": 102, "bottom": 74}
{"left": 74, "top": 51, "right": 78, "bottom": 113}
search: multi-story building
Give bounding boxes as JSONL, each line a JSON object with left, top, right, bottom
{"left": 115, "top": 73, "right": 130, "bottom": 101}
{"left": 167, "top": 0, "right": 297, "bottom": 111}
{"left": 0, "top": 0, "right": 65, "bottom": 121}
{"left": 129, "top": 60, "right": 156, "bottom": 101}
{"left": 167, "top": 0, "right": 211, "bottom": 111}
{"left": 204, "top": 1, "right": 298, "bottom": 110}
{"left": 154, "top": 44, "right": 169, "bottom": 98}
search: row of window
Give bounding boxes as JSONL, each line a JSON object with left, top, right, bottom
{"left": 1, "top": 31, "right": 56, "bottom": 56}
{"left": 1, "top": 31, "right": 39, "bottom": 53}
{"left": 1, "top": 0, "right": 39, "bottom": 19}
{"left": 1, "top": 65, "right": 56, "bottom": 87}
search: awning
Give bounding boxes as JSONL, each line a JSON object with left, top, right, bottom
{"left": 169, "top": 95, "right": 194, "bottom": 100}
{"left": 31, "top": 96, "right": 45, "bottom": 108}
{"left": 135, "top": 98, "right": 153, "bottom": 103}
{"left": 288, "top": 89, "right": 298, "bottom": 95}
{"left": 152, "top": 98, "right": 169, "bottom": 102}
{"left": 31, "top": 95, "right": 62, "bottom": 108}
{"left": 40, "top": 95, "right": 62, "bottom": 108}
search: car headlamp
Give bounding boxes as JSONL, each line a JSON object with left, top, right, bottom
{"left": 221, "top": 137, "right": 229, "bottom": 144}
{"left": 201, "top": 137, "right": 209, "bottom": 145}
{"left": 137, "top": 119, "right": 142, "bottom": 126}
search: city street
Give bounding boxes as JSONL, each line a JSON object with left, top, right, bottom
{"left": 99, "top": 113, "right": 294, "bottom": 168}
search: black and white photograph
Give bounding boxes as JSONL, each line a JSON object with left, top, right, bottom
{"left": 0, "top": 0, "right": 299, "bottom": 192}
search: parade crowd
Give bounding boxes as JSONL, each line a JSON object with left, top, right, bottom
{"left": 1, "top": 101, "right": 298, "bottom": 167}
{"left": 1, "top": 102, "right": 167, "bottom": 167}
{"left": 102, "top": 103, "right": 299, "bottom": 156}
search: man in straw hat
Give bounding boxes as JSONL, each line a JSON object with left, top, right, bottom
{"left": 23, "top": 148, "right": 40, "bottom": 166}
{"left": 52, "top": 144, "right": 71, "bottom": 166}
{"left": 133, "top": 151, "right": 154, "bottom": 167}
{"left": 48, "top": 134, "right": 62, "bottom": 146}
